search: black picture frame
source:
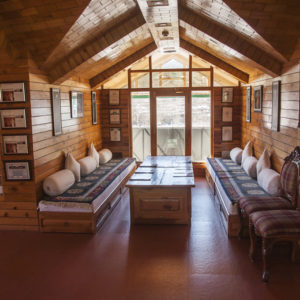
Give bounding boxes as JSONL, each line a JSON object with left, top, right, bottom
{"left": 4, "top": 160, "right": 31, "bottom": 181}
{"left": 222, "top": 126, "right": 233, "bottom": 142}
{"left": 91, "top": 91, "right": 97, "bottom": 125}
{"left": 2, "top": 134, "right": 29, "bottom": 155}
{"left": 51, "top": 88, "right": 62, "bottom": 136}
{"left": 271, "top": 81, "right": 281, "bottom": 131}
{"left": 222, "top": 87, "right": 233, "bottom": 103}
{"left": 110, "top": 127, "right": 121, "bottom": 142}
{"left": 246, "top": 86, "right": 251, "bottom": 123}
{"left": 254, "top": 85, "right": 263, "bottom": 112}
{"left": 70, "top": 91, "right": 84, "bottom": 118}
{"left": 110, "top": 109, "right": 121, "bottom": 124}
{"left": 222, "top": 106, "right": 233, "bottom": 122}
{"left": 109, "top": 89, "right": 120, "bottom": 105}
{"left": 0, "top": 82, "right": 26, "bottom": 103}
{"left": 0, "top": 108, "right": 27, "bottom": 129}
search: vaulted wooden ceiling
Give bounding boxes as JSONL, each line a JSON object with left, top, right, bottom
{"left": 0, "top": 0, "right": 299, "bottom": 87}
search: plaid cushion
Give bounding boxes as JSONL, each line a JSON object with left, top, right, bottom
{"left": 280, "top": 161, "right": 298, "bottom": 207}
{"left": 238, "top": 196, "right": 292, "bottom": 215}
{"left": 250, "top": 210, "right": 300, "bottom": 238}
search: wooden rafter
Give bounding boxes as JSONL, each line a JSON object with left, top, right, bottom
{"left": 180, "top": 38, "right": 249, "bottom": 83}
{"left": 0, "top": 30, "right": 24, "bottom": 62}
{"left": 179, "top": 5, "right": 283, "bottom": 77}
{"left": 47, "top": 9, "right": 146, "bottom": 84}
{"left": 90, "top": 42, "right": 157, "bottom": 88}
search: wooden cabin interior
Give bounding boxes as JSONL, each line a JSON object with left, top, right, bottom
{"left": 0, "top": 0, "right": 300, "bottom": 298}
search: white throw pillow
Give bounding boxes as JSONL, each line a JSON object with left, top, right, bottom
{"left": 230, "top": 147, "right": 243, "bottom": 164}
{"left": 65, "top": 153, "right": 81, "bottom": 182}
{"left": 99, "top": 148, "right": 112, "bottom": 164}
{"left": 243, "top": 156, "right": 258, "bottom": 178}
{"left": 43, "top": 169, "right": 75, "bottom": 196}
{"left": 242, "top": 141, "right": 253, "bottom": 166}
{"left": 256, "top": 149, "right": 271, "bottom": 176}
{"left": 78, "top": 156, "right": 97, "bottom": 176}
{"left": 88, "top": 143, "right": 99, "bottom": 167}
{"left": 257, "top": 168, "right": 281, "bottom": 196}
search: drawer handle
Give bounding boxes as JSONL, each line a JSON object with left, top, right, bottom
{"left": 163, "top": 205, "right": 172, "bottom": 210}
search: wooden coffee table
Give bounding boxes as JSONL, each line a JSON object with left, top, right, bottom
{"left": 126, "top": 156, "right": 195, "bottom": 225}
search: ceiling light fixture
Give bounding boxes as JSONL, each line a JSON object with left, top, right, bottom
{"left": 155, "top": 23, "right": 172, "bottom": 27}
{"left": 147, "top": 0, "right": 168, "bottom": 7}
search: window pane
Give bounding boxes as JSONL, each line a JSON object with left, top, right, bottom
{"left": 131, "top": 92, "right": 151, "bottom": 161}
{"left": 192, "top": 91, "right": 211, "bottom": 161}
{"left": 152, "top": 72, "right": 189, "bottom": 88}
{"left": 192, "top": 71, "right": 210, "bottom": 87}
{"left": 157, "top": 96, "right": 185, "bottom": 155}
{"left": 131, "top": 72, "right": 149, "bottom": 88}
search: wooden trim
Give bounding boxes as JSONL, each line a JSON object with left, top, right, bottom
{"left": 210, "top": 66, "right": 214, "bottom": 157}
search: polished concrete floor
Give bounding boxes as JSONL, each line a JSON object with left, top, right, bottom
{"left": 0, "top": 178, "right": 300, "bottom": 300}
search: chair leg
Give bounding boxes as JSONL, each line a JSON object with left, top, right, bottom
{"left": 249, "top": 220, "right": 256, "bottom": 262}
{"left": 262, "top": 238, "right": 273, "bottom": 283}
{"left": 238, "top": 207, "right": 244, "bottom": 239}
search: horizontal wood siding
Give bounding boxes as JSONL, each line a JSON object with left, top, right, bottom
{"left": 241, "top": 64, "right": 300, "bottom": 172}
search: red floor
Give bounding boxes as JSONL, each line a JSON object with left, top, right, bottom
{"left": 0, "top": 178, "right": 299, "bottom": 300}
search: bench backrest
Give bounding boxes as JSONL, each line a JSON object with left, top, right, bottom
{"left": 280, "top": 146, "right": 300, "bottom": 208}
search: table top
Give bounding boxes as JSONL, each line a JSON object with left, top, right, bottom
{"left": 126, "top": 156, "right": 195, "bottom": 187}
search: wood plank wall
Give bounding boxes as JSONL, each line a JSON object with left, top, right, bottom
{"left": 241, "top": 63, "right": 300, "bottom": 172}
{"left": 30, "top": 73, "right": 102, "bottom": 200}
{"left": 213, "top": 86, "right": 242, "bottom": 157}
{"left": 100, "top": 89, "right": 130, "bottom": 158}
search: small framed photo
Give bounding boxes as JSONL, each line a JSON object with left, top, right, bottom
{"left": 110, "top": 127, "right": 121, "bottom": 142}
{"left": 271, "top": 81, "right": 281, "bottom": 131}
{"left": 4, "top": 161, "right": 31, "bottom": 181}
{"left": 110, "top": 109, "right": 121, "bottom": 124}
{"left": 254, "top": 85, "right": 263, "bottom": 112}
{"left": 222, "top": 87, "right": 233, "bottom": 103}
{"left": 2, "top": 135, "right": 29, "bottom": 155}
{"left": 70, "top": 91, "right": 84, "bottom": 118}
{"left": 109, "top": 89, "right": 120, "bottom": 105}
{"left": 222, "top": 126, "right": 233, "bottom": 142}
{"left": 222, "top": 106, "right": 232, "bottom": 122}
{"left": 0, "top": 82, "right": 26, "bottom": 102}
{"left": 246, "top": 86, "right": 251, "bottom": 123}
{"left": 0, "top": 109, "right": 27, "bottom": 129}
{"left": 51, "top": 88, "right": 62, "bottom": 136}
{"left": 91, "top": 91, "right": 97, "bottom": 125}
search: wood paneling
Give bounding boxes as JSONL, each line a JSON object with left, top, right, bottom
{"left": 241, "top": 63, "right": 300, "bottom": 172}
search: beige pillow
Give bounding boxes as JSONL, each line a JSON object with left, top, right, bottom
{"left": 65, "top": 153, "right": 81, "bottom": 182}
{"left": 78, "top": 156, "right": 97, "bottom": 176}
{"left": 230, "top": 147, "right": 243, "bottom": 164}
{"left": 99, "top": 149, "right": 113, "bottom": 164}
{"left": 257, "top": 168, "right": 281, "bottom": 196}
{"left": 242, "top": 141, "right": 253, "bottom": 166}
{"left": 256, "top": 149, "right": 271, "bottom": 176}
{"left": 88, "top": 143, "right": 99, "bottom": 167}
{"left": 243, "top": 156, "right": 258, "bottom": 179}
{"left": 43, "top": 169, "right": 75, "bottom": 196}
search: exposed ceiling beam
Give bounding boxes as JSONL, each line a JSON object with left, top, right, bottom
{"left": 90, "top": 42, "right": 157, "bottom": 88}
{"left": 0, "top": 30, "right": 24, "bottom": 62}
{"left": 47, "top": 9, "right": 146, "bottom": 84}
{"left": 180, "top": 38, "right": 249, "bottom": 83}
{"left": 136, "top": 0, "right": 179, "bottom": 53}
{"left": 179, "top": 5, "right": 283, "bottom": 77}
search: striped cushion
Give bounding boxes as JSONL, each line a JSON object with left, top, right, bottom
{"left": 250, "top": 210, "right": 300, "bottom": 238}
{"left": 280, "top": 161, "right": 298, "bottom": 207}
{"left": 238, "top": 196, "right": 292, "bottom": 215}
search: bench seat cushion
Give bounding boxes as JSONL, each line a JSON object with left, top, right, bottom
{"left": 250, "top": 210, "right": 300, "bottom": 238}
{"left": 239, "top": 196, "right": 292, "bottom": 215}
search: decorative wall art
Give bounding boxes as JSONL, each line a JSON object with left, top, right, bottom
{"left": 91, "top": 91, "right": 97, "bottom": 125}
{"left": 246, "top": 86, "right": 251, "bottom": 122}
{"left": 51, "top": 88, "right": 62, "bottom": 136}
{"left": 0, "top": 82, "right": 26, "bottom": 102}
{"left": 110, "top": 109, "right": 121, "bottom": 124}
{"left": 4, "top": 161, "right": 31, "bottom": 181}
{"left": 222, "top": 87, "right": 233, "bottom": 103}
{"left": 222, "top": 107, "right": 233, "bottom": 122}
{"left": 109, "top": 89, "right": 120, "bottom": 105}
{"left": 271, "top": 81, "right": 281, "bottom": 131}
{"left": 222, "top": 126, "right": 233, "bottom": 142}
{"left": 2, "top": 135, "right": 29, "bottom": 155}
{"left": 254, "top": 85, "right": 263, "bottom": 112}
{"left": 70, "top": 91, "right": 84, "bottom": 118}
{"left": 0, "top": 109, "right": 27, "bottom": 129}
{"left": 110, "top": 127, "right": 121, "bottom": 142}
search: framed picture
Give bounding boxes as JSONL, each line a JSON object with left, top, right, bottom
{"left": 2, "top": 135, "right": 29, "bottom": 155}
{"left": 246, "top": 86, "right": 251, "bottom": 123}
{"left": 109, "top": 89, "right": 120, "bottom": 105}
{"left": 222, "top": 87, "right": 233, "bottom": 103}
{"left": 0, "top": 82, "right": 26, "bottom": 102}
{"left": 271, "top": 81, "right": 281, "bottom": 131}
{"left": 254, "top": 85, "right": 263, "bottom": 112}
{"left": 51, "top": 88, "right": 62, "bottom": 136}
{"left": 110, "top": 109, "right": 121, "bottom": 124}
{"left": 4, "top": 161, "right": 31, "bottom": 181}
{"left": 222, "top": 107, "right": 232, "bottom": 122}
{"left": 91, "top": 91, "right": 97, "bottom": 125}
{"left": 70, "top": 91, "right": 84, "bottom": 118}
{"left": 222, "top": 126, "right": 233, "bottom": 142}
{"left": 110, "top": 127, "right": 121, "bottom": 142}
{"left": 0, "top": 109, "right": 27, "bottom": 129}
